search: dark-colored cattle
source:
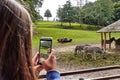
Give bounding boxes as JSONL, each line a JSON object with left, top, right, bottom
{"left": 57, "top": 38, "right": 72, "bottom": 43}
{"left": 115, "top": 38, "right": 120, "bottom": 49}
{"left": 102, "top": 37, "right": 115, "bottom": 45}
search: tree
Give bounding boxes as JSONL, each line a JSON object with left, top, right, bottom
{"left": 75, "top": 0, "right": 84, "bottom": 25}
{"left": 17, "top": 0, "right": 43, "bottom": 21}
{"left": 113, "top": 1, "right": 120, "bottom": 21}
{"left": 96, "top": 0, "right": 113, "bottom": 26}
{"left": 81, "top": 2, "right": 95, "bottom": 24}
{"left": 44, "top": 9, "right": 52, "bottom": 21}
{"left": 57, "top": 0, "right": 115, "bottom": 26}
{"left": 112, "top": 0, "right": 120, "bottom": 2}
{"left": 81, "top": 0, "right": 113, "bottom": 26}
{"left": 63, "top": 0, "right": 72, "bottom": 26}
{"left": 57, "top": 6, "right": 64, "bottom": 26}
{"left": 57, "top": 0, "right": 79, "bottom": 27}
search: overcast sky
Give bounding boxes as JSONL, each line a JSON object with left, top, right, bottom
{"left": 40, "top": 0, "right": 96, "bottom": 21}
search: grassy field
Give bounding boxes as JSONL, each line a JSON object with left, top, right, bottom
{"left": 32, "top": 21, "right": 120, "bottom": 68}
{"left": 32, "top": 28, "right": 100, "bottom": 47}
{"left": 57, "top": 51, "right": 120, "bottom": 69}
{"left": 33, "top": 21, "right": 102, "bottom": 47}
{"left": 34, "top": 21, "right": 101, "bottom": 30}
{"left": 33, "top": 21, "right": 120, "bottom": 47}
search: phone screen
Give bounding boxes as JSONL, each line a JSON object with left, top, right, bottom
{"left": 39, "top": 37, "right": 52, "bottom": 59}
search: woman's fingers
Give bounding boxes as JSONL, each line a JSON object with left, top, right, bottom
{"left": 32, "top": 52, "right": 39, "bottom": 61}
{"left": 34, "top": 65, "right": 43, "bottom": 71}
{"left": 48, "top": 49, "right": 56, "bottom": 60}
{"left": 32, "top": 52, "right": 39, "bottom": 66}
{"left": 34, "top": 65, "right": 43, "bottom": 77}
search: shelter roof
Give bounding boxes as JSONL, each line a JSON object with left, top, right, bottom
{"left": 97, "top": 20, "right": 120, "bottom": 33}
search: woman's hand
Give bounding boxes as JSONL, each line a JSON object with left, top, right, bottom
{"left": 41, "top": 50, "right": 57, "bottom": 71}
{"left": 32, "top": 52, "right": 43, "bottom": 76}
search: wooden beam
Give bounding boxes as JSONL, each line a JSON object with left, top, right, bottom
{"left": 104, "top": 33, "right": 107, "bottom": 50}
{"left": 101, "top": 33, "right": 103, "bottom": 49}
{"left": 109, "top": 32, "right": 111, "bottom": 49}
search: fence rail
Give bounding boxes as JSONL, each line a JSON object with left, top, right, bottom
{"left": 38, "top": 65, "right": 120, "bottom": 79}
{"left": 89, "top": 74, "right": 120, "bottom": 80}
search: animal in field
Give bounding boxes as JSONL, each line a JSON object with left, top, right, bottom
{"left": 74, "top": 44, "right": 90, "bottom": 56}
{"left": 115, "top": 38, "right": 120, "bottom": 45}
{"left": 83, "top": 46, "right": 106, "bottom": 60}
{"left": 102, "top": 37, "right": 115, "bottom": 45}
{"left": 115, "top": 38, "right": 120, "bottom": 49}
{"left": 57, "top": 38, "right": 72, "bottom": 43}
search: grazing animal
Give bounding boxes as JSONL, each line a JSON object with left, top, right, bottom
{"left": 102, "top": 37, "right": 115, "bottom": 45}
{"left": 83, "top": 46, "right": 106, "bottom": 60}
{"left": 57, "top": 38, "right": 72, "bottom": 43}
{"left": 115, "top": 38, "right": 120, "bottom": 45}
{"left": 115, "top": 38, "right": 120, "bottom": 49}
{"left": 74, "top": 44, "right": 90, "bottom": 56}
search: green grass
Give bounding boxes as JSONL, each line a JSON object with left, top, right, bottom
{"left": 57, "top": 52, "right": 120, "bottom": 68}
{"left": 32, "top": 28, "right": 100, "bottom": 48}
{"left": 33, "top": 21, "right": 120, "bottom": 48}
{"left": 34, "top": 21, "right": 101, "bottom": 30}
{"left": 32, "top": 21, "right": 103, "bottom": 47}
{"left": 34, "top": 21, "right": 59, "bottom": 28}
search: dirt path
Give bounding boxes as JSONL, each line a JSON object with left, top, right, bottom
{"left": 54, "top": 45, "right": 75, "bottom": 53}
{"left": 33, "top": 43, "right": 117, "bottom": 54}
{"left": 53, "top": 43, "right": 101, "bottom": 53}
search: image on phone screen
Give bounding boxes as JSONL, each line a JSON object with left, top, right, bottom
{"left": 39, "top": 37, "right": 52, "bottom": 59}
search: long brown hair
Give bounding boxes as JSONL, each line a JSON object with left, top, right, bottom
{"left": 0, "top": 0, "right": 36, "bottom": 80}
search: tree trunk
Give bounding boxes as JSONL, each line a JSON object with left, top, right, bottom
{"left": 47, "top": 17, "right": 49, "bottom": 21}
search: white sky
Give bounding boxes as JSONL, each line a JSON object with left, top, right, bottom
{"left": 40, "top": 0, "right": 96, "bottom": 21}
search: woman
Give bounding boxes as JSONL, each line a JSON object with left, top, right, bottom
{"left": 0, "top": 0, "right": 60, "bottom": 80}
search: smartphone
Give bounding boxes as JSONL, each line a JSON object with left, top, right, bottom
{"left": 39, "top": 37, "right": 52, "bottom": 60}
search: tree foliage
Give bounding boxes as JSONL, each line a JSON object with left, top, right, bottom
{"left": 113, "top": 1, "right": 120, "bottom": 21}
{"left": 44, "top": 9, "right": 52, "bottom": 21}
{"left": 112, "top": 0, "right": 120, "bottom": 2}
{"left": 57, "top": 0, "right": 120, "bottom": 26}
{"left": 17, "top": 0, "right": 43, "bottom": 21}
{"left": 57, "top": 1, "right": 79, "bottom": 26}
{"left": 81, "top": 0, "right": 113, "bottom": 26}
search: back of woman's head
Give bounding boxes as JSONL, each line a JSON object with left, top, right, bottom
{"left": 0, "top": 0, "right": 36, "bottom": 80}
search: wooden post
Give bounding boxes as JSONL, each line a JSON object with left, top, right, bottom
{"left": 104, "top": 32, "right": 107, "bottom": 50}
{"left": 101, "top": 33, "right": 103, "bottom": 49}
{"left": 109, "top": 32, "right": 111, "bottom": 49}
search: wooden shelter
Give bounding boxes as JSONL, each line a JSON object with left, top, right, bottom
{"left": 97, "top": 20, "right": 120, "bottom": 50}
